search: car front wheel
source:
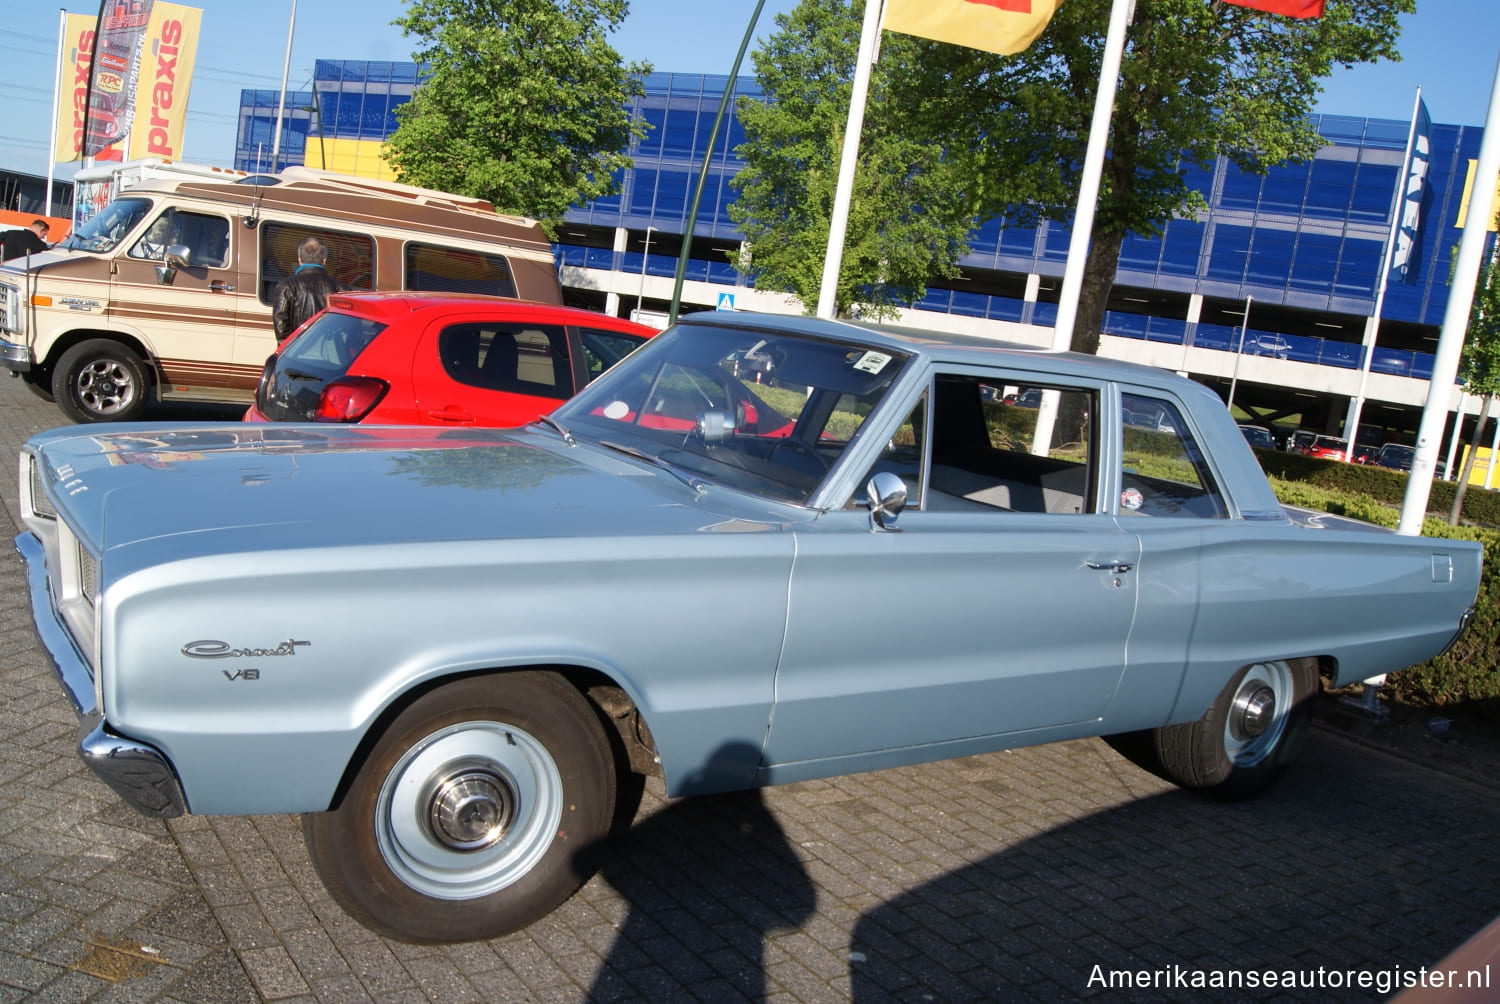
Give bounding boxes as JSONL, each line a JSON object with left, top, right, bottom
{"left": 1151, "top": 658, "right": 1317, "bottom": 800}
{"left": 303, "top": 671, "right": 616, "bottom": 943}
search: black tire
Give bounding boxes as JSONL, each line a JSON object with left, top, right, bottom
{"left": 303, "top": 671, "right": 616, "bottom": 944}
{"left": 51, "top": 339, "right": 149, "bottom": 423}
{"left": 1151, "top": 658, "right": 1317, "bottom": 801}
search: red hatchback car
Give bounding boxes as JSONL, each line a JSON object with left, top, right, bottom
{"left": 246, "top": 292, "right": 658, "bottom": 426}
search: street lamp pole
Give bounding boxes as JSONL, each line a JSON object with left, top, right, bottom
{"left": 636, "top": 226, "right": 656, "bottom": 317}
{"left": 1226, "top": 294, "right": 1253, "bottom": 416}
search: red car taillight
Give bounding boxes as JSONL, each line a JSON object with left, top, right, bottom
{"left": 315, "top": 377, "right": 389, "bottom": 422}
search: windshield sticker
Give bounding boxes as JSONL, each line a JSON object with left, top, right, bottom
{"left": 602, "top": 400, "right": 630, "bottom": 420}
{"left": 1121, "top": 487, "right": 1144, "bottom": 511}
{"left": 849, "top": 351, "right": 892, "bottom": 375}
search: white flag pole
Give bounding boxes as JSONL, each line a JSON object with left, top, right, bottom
{"left": 271, "top": 0, "right": 298, "bottom": 173}
{"left": 1050, "top": 0, "right": 1136, "bottom": 351}
{"left": 46, "top": 8, "right": 66, "bottom": 214}
{"left": 1398, "top": 49, "right": 1500, "bottom": 535}
{"left": 1344, "top": 86, "right": 1424, "bottom": 462}
{"left": 816, "top": 0, "right": 884, "bottom": 319}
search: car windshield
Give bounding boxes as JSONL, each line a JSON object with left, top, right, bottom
{"left": 553, "top": 322, "right": 910, "bottom": 504}
{"left": 62, "top": 197, "right": 152, "bottom": 253}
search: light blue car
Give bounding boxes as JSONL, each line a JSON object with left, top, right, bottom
{"left": 16, "top": 312, "right": 1481, "bottom": 943}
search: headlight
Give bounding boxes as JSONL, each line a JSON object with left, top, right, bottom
{"left": 26, "top": 453, "right": 56, "bottom": 520}
{"left": 0, "top": 283, "right": 19, "bottom": 333}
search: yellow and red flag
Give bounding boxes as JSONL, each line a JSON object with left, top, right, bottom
{"left": 1221, "top": 0, "right": 1325, "bottom": 17}
{"left": 882, "top": 0, "right": 1063, "bottom": 56}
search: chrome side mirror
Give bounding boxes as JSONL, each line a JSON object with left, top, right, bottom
{"left": 156, "top": 244, "right": 191, "bottom": 285}
{"left": 696, "top": 410, "right": 735, "bottom": 443}
{"left": 867, "top": 471, "right": 907, "bottom": 532}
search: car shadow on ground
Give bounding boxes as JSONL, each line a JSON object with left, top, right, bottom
{"left": 580, "top": 732, "right": 1499, "bottom": 1002}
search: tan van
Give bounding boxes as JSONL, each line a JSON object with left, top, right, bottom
{"left": 0, "top": 167, "right": 560, "bottom": 422}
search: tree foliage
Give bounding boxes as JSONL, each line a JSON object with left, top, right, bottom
{"left": 384, "top": 0, "right": 649, "bottom": 233}
{"left": 729, "top": 2, "right": 974, "bottom": 318}
{"left": 736, "top": 0, "right": 1411, "bottom": 333}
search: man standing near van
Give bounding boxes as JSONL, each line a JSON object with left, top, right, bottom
{"left": 272, "top": 238, "right": 342, "bottom": 342}
{"left": 1, "top": 219, "right": 50, "bottom": 261}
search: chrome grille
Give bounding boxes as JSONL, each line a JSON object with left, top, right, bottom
{"left": 28, "top": 455, "right": 55, "bottom": 519}
{"left": 78, "top": 543, "right": 97, "bottom": 607}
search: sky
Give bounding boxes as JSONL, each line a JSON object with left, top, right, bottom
{"left": 1, "top": 0, "right": 1496, "bottom": 184}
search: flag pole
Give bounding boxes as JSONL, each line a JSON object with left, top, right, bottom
{"left": 1398, "top": 49, "right": 1500, "bottom": 535}
{"left": 46, "top": 8, "right": 66, "bottom": 215}
{"left": 815, "top": 0, "right": 884, "bottom": 319}
{"left": 1344, "top": 86, "right": 1424, "bottom": 462}
{"left": 271, "top": 0, "right": 298, "bottom": 173}
{"left": 1050, "top": 0, "right": 1136, "bottom": 350}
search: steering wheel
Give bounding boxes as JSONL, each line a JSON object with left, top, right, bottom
{"left": 769, "top": 437, "right": 830, "bottom": 475}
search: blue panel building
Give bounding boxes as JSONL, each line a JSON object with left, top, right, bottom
{"left": 237, "top": 66, "right": 1497, "bottom": 449}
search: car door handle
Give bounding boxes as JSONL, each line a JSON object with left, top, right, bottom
{"left": 427, "top": 407, "right": 476, "bottom": 423}
{"left": 1086, "top": 560, "right": 1134, "bottom": 573}
{"left": 210, "top": 280, "right": 235, "bottom": 292}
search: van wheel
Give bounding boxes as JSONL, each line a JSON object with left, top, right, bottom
{"left": 303, "top": 672, "right": 616, "bottom": 944}
{"left": 52, "top": 340, "right": 148, "bottom": 423}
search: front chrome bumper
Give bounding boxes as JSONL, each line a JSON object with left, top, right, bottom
{"left": 14, "top": 532, "right": 186, "bottom": 818}
{"left": 0, "top": 336, "right": 32, "bottom": 371}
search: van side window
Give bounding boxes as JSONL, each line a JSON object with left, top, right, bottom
{"left": 405, "top": 244, "right": 518, "bottom": 298}
{"left": 438, "top": 323, "right": 572, "bottom": 400}
{"left": 128, "top": 211, "right": 229, "bottom": 267}
{"left": 260, "top": 223, "right": 375, "bottom": 303}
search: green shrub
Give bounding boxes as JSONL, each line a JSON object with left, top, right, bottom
{"left": 1254, "top": 448, "right": 1500, "bottom": 527}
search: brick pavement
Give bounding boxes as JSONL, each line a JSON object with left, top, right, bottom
{"left": 1, "top": 372, "right": 1498, "bottom": 1002}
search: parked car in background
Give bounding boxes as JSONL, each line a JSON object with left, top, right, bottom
{"left": 1287, "top": 430, "right": 1316, "bottom": 453}
{"left": 18, "top": 312, "right": 1481, "bottom": 944}
{"left": 1373, "top": 443, "right": 1416, "bottom": 472}
{"left": 1304, "top": 435, "right": 1349, "bottom": 461}
{"left": 245, "top": 292, "right": 656, "bottom": 426}
{"left": 1238, "top": 424, "right": 1275, "bottom": 450}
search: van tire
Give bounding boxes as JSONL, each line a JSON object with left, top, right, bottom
{"left": 52, "top": 340, "right": 148, "bottom": 423}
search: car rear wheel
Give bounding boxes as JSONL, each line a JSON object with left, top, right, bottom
{"left": 1151, "top": 658, "right": 1317, "bottom": 800}
{"left": 303, "top": 671, "right": 616, "bottom": 943}
{"left": 52, "top": 339, "right": 148, "bottom": 422}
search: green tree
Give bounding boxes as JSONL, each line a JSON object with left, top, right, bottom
{"left": 729, "top": 1, "right": 976, "bottom": 318}
{"left": 385, "top": 0, "right": 649, "bottom": 233}
{"left": 737, "top": 0, "right": 1410, "bottom": 336}
{"left": 1450, "top": 251, "right": 1500, "bottom": 525}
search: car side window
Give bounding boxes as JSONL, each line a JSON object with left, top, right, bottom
{"left": 439, "top": 323, "right": 572, "bottom": 400}
{"left": 580, "top": 329, "right": 649, "bottom": 381}
{"left": 923, "top": 375, "right": 1096, "bottom": 514}
{"left": 1119, "top": 392, "right": 1226, "bottom": 518}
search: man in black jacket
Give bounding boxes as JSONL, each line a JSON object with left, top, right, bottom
{"left": 272, "top": 237, "right": 342, "bottom": 342}
{"left": 1, "top": 219, "right": 50, "bottom": 261}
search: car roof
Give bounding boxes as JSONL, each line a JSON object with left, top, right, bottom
{"left": 322, "top": 291, "right": 657, "bottom": 335}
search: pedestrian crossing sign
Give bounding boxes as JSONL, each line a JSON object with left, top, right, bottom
{"left": 717, "top": 292, "right": 736, "bottom": 311}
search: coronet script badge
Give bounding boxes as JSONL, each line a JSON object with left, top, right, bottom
{"left": 181, "top": 639, "right": 310, "bottom": 659}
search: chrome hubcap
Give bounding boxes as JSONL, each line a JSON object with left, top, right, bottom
{"left": 76, "top": 360, "right": 136, "bottom": 415}
{"left": 1222, "top": 662, "right": 1293, "bottom": 768}
{"left": 376, "top": 721, "right": 563, "bottom": 900}
{"left": 428, "top": 770, "right": 515, "bottom": 851}
{"left": 1231, "top": 685, "right": 1277, "bottom": 741}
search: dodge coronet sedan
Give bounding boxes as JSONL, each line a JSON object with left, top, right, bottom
{"left": 16, "top": 312, "right": 1481, "bottom": 944}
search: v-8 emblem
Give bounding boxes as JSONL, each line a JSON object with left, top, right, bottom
{"left": 223, "top": 669, "right": 261, "bottom": 681}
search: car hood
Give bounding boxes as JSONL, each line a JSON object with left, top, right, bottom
{"left": 26, "top": 423, "right": 799, "bottom": 562}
